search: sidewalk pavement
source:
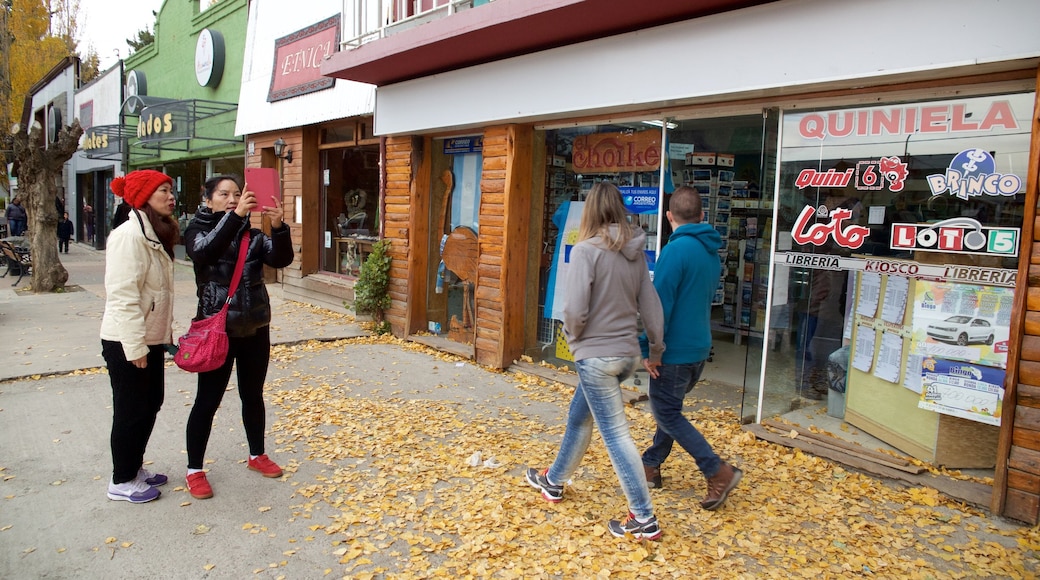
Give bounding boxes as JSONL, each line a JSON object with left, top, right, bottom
{"left": 1, "top": 242, "right": 1038, "bottom": 579}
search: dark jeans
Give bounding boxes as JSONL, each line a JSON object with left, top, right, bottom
{"left": 102, "top": 340, "right": 166, "bottom": 484}
{"left": 186, "top": 327, "right": 271, "bottom": 469}
{"left": 10, "top": 218, "right": 26, "bottom": 236}
{"left": 58, "top": 238, "right": 69, "bottom": 252}
{"left": 641, "top": 361, "right": 722, "bottom": 478}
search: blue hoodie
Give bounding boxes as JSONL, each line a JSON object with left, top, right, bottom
{"left": 641, "top": 222, "right": 722, "bottom": 364}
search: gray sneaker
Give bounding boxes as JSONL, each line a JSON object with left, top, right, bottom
{"left": 608, "top": 513, "right": 662, "bottom": 540}
{"left": 525, "top": 468, "right": 563, "bottom": 502}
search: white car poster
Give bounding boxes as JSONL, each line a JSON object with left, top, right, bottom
{"left": 910, "top": 280, "right": 1013, "bottom": 368}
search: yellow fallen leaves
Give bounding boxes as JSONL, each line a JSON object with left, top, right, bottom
{"left": 257, "top": 339, "right": 1039, "bottom": 579}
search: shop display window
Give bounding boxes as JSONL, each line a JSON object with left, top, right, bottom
{"left": 425, "top": 136, "right": 484, "bottom": 345}
{"left": 765, "top": 92, "right": 1032, "bottom": 467}
{"left": 319, "top": 145, "right": 380, "bottom": 276}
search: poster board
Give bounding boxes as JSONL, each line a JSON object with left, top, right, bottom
{"left": 843, "top": 273, "right": 999, "bottom": 467}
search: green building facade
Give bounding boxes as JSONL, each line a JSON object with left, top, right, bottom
{"left": 123, "top": 0, "right": 247, "bottom": 220}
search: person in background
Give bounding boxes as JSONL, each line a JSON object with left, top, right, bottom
{"left": 57, "top": 211, "right": 74, "bottom": 253}
{"left": 639, "top": 185, "right": 742, "bottom": 511}
{"left": 182, "top": 175, "right": 294, "bottom": 500}
{"left": 525, "top": 182, "right": 666, "bottom": 540}
{"left": 99, "top": 170, "right": 179, "bottom": 504}
{"left": 6, "top": 197, "right": 27, "bottom": 236}
{"left": 84, "top": 202, "right": 95, "bottom": 243}
{"left": 112, "top": 199, "right": 132, "bottom": 229}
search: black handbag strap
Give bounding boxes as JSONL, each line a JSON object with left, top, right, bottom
{"left": 226, "top": 232, "right": 251, "bottom": 305}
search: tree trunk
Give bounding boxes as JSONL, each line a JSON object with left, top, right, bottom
{"left": 11, "top": 120, "right": 83, "bottom": 292}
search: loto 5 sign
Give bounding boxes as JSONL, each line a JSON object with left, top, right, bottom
{"left": 891, "top": 217, "right": 1019, "bottom": 257}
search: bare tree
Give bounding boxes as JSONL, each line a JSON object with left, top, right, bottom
{"left": 10, "top": 118, "right": 82, "bottom": 292}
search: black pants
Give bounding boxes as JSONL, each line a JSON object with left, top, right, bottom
{"left": 102, "top": 341, "right": 166, "bottom": 484}
{"left": 186, "top": 326, "right": 271, "bottom": 469}
{"left": 58, "top": 238, "right": 69, "bottom": 252}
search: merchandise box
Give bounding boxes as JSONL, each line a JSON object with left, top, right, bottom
{"left": 717, "top": 154, "right": 735, "bottom": 168}
{"left": 686, "top": 152, "right": 717, "bottom": 166}
{"left": 718, "top": 169, "right": 735, "bottom": 182}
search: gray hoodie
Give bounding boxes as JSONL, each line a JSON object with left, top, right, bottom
{"left": 561, "top": 225, "right": 665, "bottom": 363}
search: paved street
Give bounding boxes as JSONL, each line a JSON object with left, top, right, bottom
{"left": 1, "top": 242, "right": 1038, "bottom": 579}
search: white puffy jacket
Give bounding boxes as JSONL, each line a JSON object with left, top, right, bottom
{"left": 99, "top": 210, "right": 175, "bottom": 361}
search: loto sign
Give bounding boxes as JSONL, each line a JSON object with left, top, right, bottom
{"left": 791, "top": 205, "right": 869, "bottom": 249}
{"left": 891, "top": 217, "right": 1019, "bottom": 257}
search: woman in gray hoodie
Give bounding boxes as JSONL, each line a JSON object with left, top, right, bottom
{"left": 526, "top": 182, "right": 666, "bottom": 540}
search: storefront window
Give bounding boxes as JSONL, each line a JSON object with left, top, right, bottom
{"left": 425, "top": 136, "right": 484, "bottom": 345}
{"left": 536, "top": 124, "right": 663, "bottom": 363}
{"left": 534, "top": 115, "right": 776, "bottom": 422}
{"left": 765, "top": 93, "right": 1032, "bottom": 467}
{"left": 320, "top": 145, "right": 380, "bottom": 276}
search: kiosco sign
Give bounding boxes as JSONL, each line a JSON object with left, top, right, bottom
{"left": 891, "top": 217, "right": 1019, "bottom": 257}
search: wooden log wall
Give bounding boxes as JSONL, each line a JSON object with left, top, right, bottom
{"left": 996, "top": 74, "right": 1040, "bottom": 524}
{"left": 382, "top": 136, "right": 425, "bottom": 335}
{"left": 473, "top": 125, "right": 534, "bottom": 368}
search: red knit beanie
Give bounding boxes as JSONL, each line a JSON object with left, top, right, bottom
{"left": 110, "top": 170, "right": 173, "bottom": 209}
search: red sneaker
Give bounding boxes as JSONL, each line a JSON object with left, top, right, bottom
{"left": 186, "top": 472, "right": 213, "bottom": 499}
{"left": 247, "top": 454, "right": 283, "bottom": 478}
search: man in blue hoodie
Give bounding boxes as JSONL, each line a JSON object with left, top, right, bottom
{"left": 640, "top": 185, "right": 742, "bottom": 511}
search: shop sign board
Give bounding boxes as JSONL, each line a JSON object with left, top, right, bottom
{"left": 790, "top": 205, "right": 869, "bottom": 249}
{"left": 795, "top": 156, "right": 909, "bottom": 193}
{"left": 891, "top": 217, "right": 1019, "bottom": 257}
{"left": 796, "top": 100, "right": 1019, "bottom": 141}
{"left": 774, "top": 252, "right": 1017, "bottom": 287}
{"left": 136, "top": 102, "right": 189, "bottom": 142}
{"left": 925, "top": 148, "right": 1023, "bottom": 200}
{"left": 573, "top": 130, "right": 661, "bottom": 172}
{"left": 620, "top": 187, "right": 659, "bottom": 214}
{"left": 81, "top": 127, "right": 120, "bottom": 157}
{"left": 443, "top": 137, "right": 483, "bottom": 154}
{"left": 195, "top": 29, "right": 225, "bottom": 88}
{"left": 268, "top": 15, "right": 340, "bottom": 102}
{"left": 918, "top": 357, "right": 1004, "bottom": 426}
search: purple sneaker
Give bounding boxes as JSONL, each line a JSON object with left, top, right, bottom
{"left": 137, "top": 467, "right": 168, "bottom": 487}
{"left": 107, "top": 479, "right": 161, "bottom": 503}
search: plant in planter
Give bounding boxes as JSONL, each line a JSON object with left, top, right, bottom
{"left": 351, "top": 239, "right": 392, "bottom": 334}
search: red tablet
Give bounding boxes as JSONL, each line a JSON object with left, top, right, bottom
{"left": 244, "top": 167, "right": 280, "bottom": 209}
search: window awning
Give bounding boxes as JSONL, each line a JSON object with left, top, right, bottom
{"left": 122, "top": 98, "right": 242, "bottom": 155}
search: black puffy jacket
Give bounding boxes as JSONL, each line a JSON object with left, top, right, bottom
{"left": 184, "top": 209, "right": 294, "bottom": 337}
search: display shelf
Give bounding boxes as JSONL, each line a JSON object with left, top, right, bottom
{"left": 687, "top": 155, "right": 772, "bottom": 343}
{"left": 334, "top": 237, "right": 375, "bottom": 277}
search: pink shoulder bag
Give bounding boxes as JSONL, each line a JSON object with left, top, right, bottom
{"left": 175, "top": 232, "right": 251, "bottom": 373}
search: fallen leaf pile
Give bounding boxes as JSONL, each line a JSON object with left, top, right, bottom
{"left": 262, "top": 337, "right": 1039, "bottom": 579}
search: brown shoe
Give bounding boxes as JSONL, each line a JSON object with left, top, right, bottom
{"left": 644, "top": 464, "right": 662, "bottom": 489}
{"left": 701, "top": 462, "right": 742, "bottom": 511}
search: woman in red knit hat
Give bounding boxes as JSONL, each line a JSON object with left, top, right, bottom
{"left": 99, "top": 169, "right": 179, "bottom": 504}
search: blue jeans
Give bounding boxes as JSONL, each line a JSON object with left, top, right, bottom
{"left": 547, "top": 355, "right": 653, "bottom": 519}
{"left": 641, "top": 361, "right": 722, "bottom": 479}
